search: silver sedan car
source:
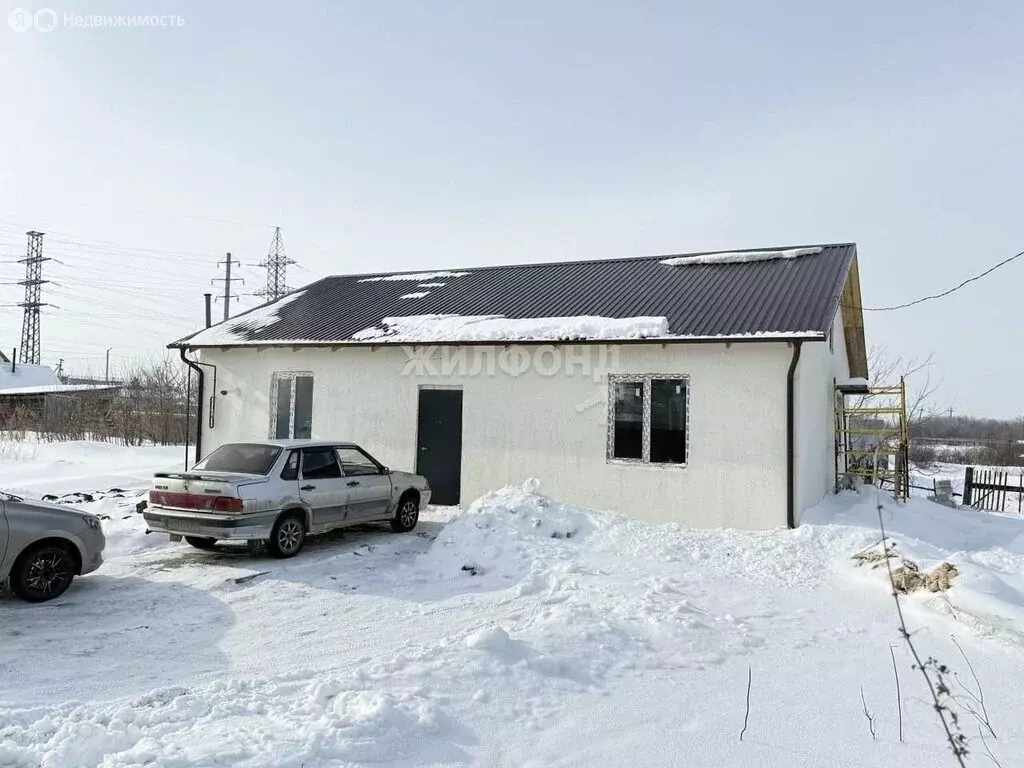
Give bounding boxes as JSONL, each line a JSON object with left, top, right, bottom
{"left": 1, "top": 492, "right": 106, "bottom": 602}
{"left": 143, "top": 440, "right": 431, "bottom": 558}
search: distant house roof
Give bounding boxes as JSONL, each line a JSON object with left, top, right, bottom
{"left": 0, "top": 383, "right": 119, "bottom": 397}
{"left": 170, "top": 243, "right": 866, "bottom": 369}
{"left": 0, "top": 362, "right": 61, "bottom": 390}
{"left": 0, "top": 362, "right": 119, "bottom": 397}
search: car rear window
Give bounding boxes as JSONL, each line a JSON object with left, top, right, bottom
{"left": 193, "top": 444, "right": 282, "bottom": 475}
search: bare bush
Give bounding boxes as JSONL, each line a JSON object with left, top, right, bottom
{"left": 865, "top": 345, "right": 943, "bottom": 425}
{"left": 0, "top": 355, "right": 196, "bottom": 446}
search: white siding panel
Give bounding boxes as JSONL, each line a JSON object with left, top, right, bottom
{"left": 196, "top": 342, "right": 792, "bottom": 529}
{"left": 793, "top": 312, "right": 851, "bottom": 521}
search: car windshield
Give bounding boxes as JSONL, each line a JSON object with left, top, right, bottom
{"left": 193, "top": 444, "right": 282, "bottom": 475}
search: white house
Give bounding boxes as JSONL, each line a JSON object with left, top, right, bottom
{"left": 170, "top": 243, "right": 868, "bottom": 529}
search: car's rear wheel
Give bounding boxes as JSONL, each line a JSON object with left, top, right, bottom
{"left": 10, "top": 543, "right": 76, "bottom": 603}
{"left": 390, "top": 493, "right": 419, "bottom": 533}
{"left": 269, "top": 513, "right": 306, "bottom": 558}
{"left": 185, "top": 536, "right": 217, "bottom": 550}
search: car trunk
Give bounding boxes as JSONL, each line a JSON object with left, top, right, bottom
{"left": 150, "top": 471, "right": 267, "bottom": 513}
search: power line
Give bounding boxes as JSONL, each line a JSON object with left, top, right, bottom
{"left": 855, "top": 248, "right": 1024, "bottom": 312}
{"left": 213, "top": 252, "right": 244, "bottom": 322}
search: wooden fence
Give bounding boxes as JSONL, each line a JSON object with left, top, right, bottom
{"left": 963, "top": 466, "right": 1024, "bottom": 513}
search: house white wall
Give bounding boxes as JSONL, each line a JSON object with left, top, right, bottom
{"left": 793, "top": 311, "right": 851, "bottom": 521}
{"left": 196, "top": 341, "right": 802, "bottom": 529}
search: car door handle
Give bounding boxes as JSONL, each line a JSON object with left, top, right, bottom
{"left": 301, "top": 484, "right": 316, "bottom": 491}
{"left": 346, "top": 480, "right": 359, "bottom": 487}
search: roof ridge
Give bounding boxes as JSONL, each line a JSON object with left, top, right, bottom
{"left": 325, "top": 242, "right": 856, "bottom": 281}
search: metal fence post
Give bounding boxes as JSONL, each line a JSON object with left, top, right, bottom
{"left": 963, "top": 466, "right": 974, "bottom": 507}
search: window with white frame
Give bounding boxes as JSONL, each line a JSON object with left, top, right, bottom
{"left": 270, "top": 372, "right": 314, "bottom": 439}
{"left": 608, "top": 375, "right": 688, "bottom": 464}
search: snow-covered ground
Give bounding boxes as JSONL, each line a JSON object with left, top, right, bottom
{"left": 2, "top": 440, "right": 1024, "bottom": 767}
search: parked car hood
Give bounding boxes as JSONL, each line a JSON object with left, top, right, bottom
{"left": 3, "top": 493, "right": 95, "bottom": 520}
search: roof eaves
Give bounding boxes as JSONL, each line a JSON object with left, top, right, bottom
{"left": 173, "top": 331, "right": 828, "bottom": 351}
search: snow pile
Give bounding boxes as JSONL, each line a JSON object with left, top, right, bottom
{"left": 183, "top": 289, "right": 307, "bottom": 346}
{"left": 0, "top": 677, "right": 450, "bottom": 768}
{"left": 660, "top": 246, "right": 822, "bottom": 266}
{"left": 358, "top": 270, "right": 468, "bottom": 283}
{"left": 420, "top": 479, "right": 597, "bottom": 590}
{"left": 352, "top": 314, "right": 670, "bottom": 342}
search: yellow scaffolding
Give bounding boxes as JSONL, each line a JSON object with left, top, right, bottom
{"left": 834, "top": 377, "right": 909, "bottom": 500}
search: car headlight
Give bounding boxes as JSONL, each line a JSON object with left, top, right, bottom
{"left": 84, "top": 516, "right": 102, "bottom": 532}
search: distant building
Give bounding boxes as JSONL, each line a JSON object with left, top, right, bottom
{"left": 0, "top": 357, "right": 119, "bottom": 427}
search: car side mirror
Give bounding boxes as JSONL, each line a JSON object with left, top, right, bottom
{"left": 382, "top": 466, "right": 391, "bottom": 474}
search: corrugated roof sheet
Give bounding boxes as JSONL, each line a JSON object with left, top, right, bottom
{"left": 171, "top": 243, "right": 857, "bottom": 347}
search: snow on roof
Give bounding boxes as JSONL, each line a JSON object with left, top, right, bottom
{"left": 659, "top": 247, "right": 822, "bottom": 267}
{"left": 400, "top": 292, "right": 430, "bottom": 300}
{"left": 357, "top": 271, "right": 468, "bottom": 283}
{"left": 0, "top": 383, "right": 119, "bottom": 396}
{"left": 351, "top": 314, "right": 672, "bottom": 343}
{"left": 183, "top": 289, "right": 308, "bottom": 346}
{"left": 0, "top": 362, "right": 61, "bottom": 391}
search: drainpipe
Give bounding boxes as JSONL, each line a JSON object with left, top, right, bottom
{"left": 786, "top": 340, "right": 803, "bottom": 529}
{"left": 179, "top": 347, "right": 205, "bottom": 465}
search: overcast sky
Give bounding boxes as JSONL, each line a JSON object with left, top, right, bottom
{"left": 1, "top": 1, "right": 1021, "bottom": 417}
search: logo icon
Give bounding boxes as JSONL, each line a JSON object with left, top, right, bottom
{"left": 8, "top": 8, "right": 33, "bottom": 32}
{"left": 33, "top": 8, "right": 58, "bottom": 31}
{"left": 7, "top": 7, "right": 57, "bottom": 32}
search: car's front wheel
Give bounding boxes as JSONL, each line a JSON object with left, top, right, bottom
{"left": 10, "top": 543, "right": 77, "bottom": 603}
{"left": 269, "top": 513, "right": 306, "bottom": 558}
{"left": 390, "top": 493, "right": 419, "bottom": 533}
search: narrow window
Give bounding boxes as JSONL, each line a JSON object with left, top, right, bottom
{"left": 612, "top": 380, "right": 644, "bottom": 459}
{"left": 270, "top": 372, "right": 314, "bottom": 439}
{"left": 293, "top": 376, "right": 314, "bottom": 439}
{"left": 650, "top": 379, "right": 687, "bottom": 464}
{"left": 274, "top": 381, "right": 291, "bottom": 439}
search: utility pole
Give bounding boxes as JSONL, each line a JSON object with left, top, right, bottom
{"left": 56, "top": 358, "right": 64, "bottom": 381}
{"left": 256, "top": 227, "right": 296, "bottom": 302}
{"left": 18, "top": 231, "right": 49, "bottom": 365}
{"left": 204, "top": 292, "right": 212, "bottom": 328}
{"left": 105, "top": 348, "right": 111, "bottom": 384}
{"left": 212, "top": 252, "right": 244, "bottom": 322}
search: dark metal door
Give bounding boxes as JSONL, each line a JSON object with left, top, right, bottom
{"left": 416, "top": 389, "right": 463, "bottom": 506}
